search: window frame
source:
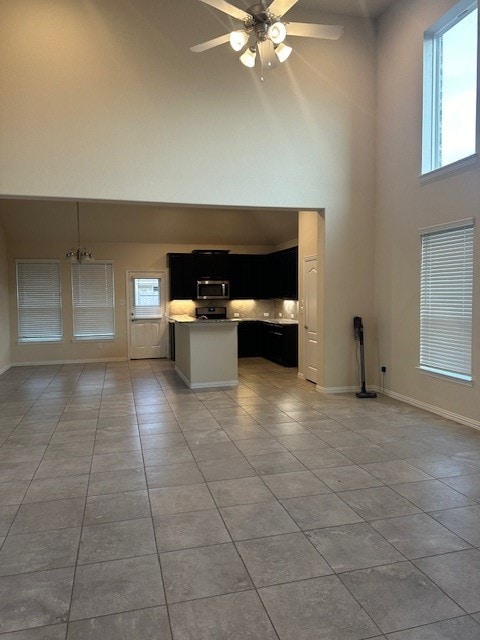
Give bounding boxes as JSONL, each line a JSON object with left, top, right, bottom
{"left": 71, "top": 261, "right": 116, "bottom": 342}
{"left": 418, "top": 219, "right": 475, "bottom": 383}
{"left": 16, "top": 259, "right": 63, "bottom": 344}
{"left": 421, "top": 0, "right": 479, "bottom": 179}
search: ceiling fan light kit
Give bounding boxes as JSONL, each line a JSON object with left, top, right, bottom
{"left": 230, "top": 29, "right": 249, "bottom": 51}
{"left": 191, "top": 0, "right": 344, "bottom": 75}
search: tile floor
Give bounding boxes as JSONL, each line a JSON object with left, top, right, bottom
{"left": 0, "top": 358, "right": 480, "bottom": 639}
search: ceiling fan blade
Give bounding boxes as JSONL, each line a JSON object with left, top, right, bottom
{"left": 190, "top": 33, "right": 231, "bottom": 53}
{"left": 258, "top": 39, "right": 278, "bottom": 71}
{"left": 197, "top": 0, "right": 250, "bottom": 22}
{"left": 286, "top": 22, "right": 344, "bottom": 40}
{"left": 267, "top": 0, "right": 300, "bottom": 18}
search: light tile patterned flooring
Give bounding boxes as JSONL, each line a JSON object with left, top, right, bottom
{"left": 0, "top": 358, "right": 480, "bottom": 639}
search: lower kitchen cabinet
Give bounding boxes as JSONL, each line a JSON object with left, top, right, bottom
{"left": 238, "top": 321, "right": 298, "bottom": 367}
{"left": 237, "top": 321, "right": 260, "bottom": 357}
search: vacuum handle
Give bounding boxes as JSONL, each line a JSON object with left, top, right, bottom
{"left": 353, "top": 316, "right": 364, "bottom": 344}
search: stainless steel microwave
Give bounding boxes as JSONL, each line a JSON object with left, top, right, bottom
{"left": 197, "top": 280, "right": 230, "bottom": 300}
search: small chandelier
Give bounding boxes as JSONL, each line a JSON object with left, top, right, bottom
{"left": 66, "top": 202, "right": 94, "bottom": 264}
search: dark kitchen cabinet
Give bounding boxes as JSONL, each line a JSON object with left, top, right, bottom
{"left": 264, "top": 247, "right": 298, "bottom": 300}
{"left": 168, "top": 321, "right": 175, "bottom": 361}
{"left": 168, "top": 247, "right": 298, "bottom": 301}
{"left": 194, "top": 252, "right": 230, "bottom": 280}
{"left": 230, "top": 254, "right": 266, "bottom": 299}
{"left": 237, "top": 320, "right": 260, "bottom": 357}
{"left": 167, "top": 253, "right": 196, "bottom": 300}
{"left": 238, "top": 321, "right": 298, "bottom": 367}
{"left": 260, "top": 322, "right": 298, "bottom": 367}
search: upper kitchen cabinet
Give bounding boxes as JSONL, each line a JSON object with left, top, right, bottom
{"left": 230, "top": 254, "right": 266, "bottom": 299}
{"left": 168, "top": 247, "right": 298, "bottom": 301}
{"left": 193, "top": 251, "right": 230, "bottom": 280}
{"left": 167, "top": 253, "right": 196, "bottom": 300}
{"left": 265, "top": 247, "right": 298, "bottom": 300}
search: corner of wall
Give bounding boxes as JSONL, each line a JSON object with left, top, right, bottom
{"left": 0, "top": 221, "right": 11, "bottom": 374}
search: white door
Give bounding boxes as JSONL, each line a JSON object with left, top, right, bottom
{"left": 127, "top": 272, "right": 166, "bottom": 359}
{"left": 304, "top": 257, "right": 318, "bottom": 383}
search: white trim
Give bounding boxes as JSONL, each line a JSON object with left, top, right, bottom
{"left": 417, "top": 366, "right": 473, "bottom": 385}
{"left": 419, "top": 217, "right": 475, "bottom": 235}
{"left": 0, "top": 363, "right": 12, "bottom": 376}
{"left": 316, "top": 385, "right": 358, "bottom": 394}
{"left": 420, "top": 154, "right": 480, "bottom": 184}
{"left": 174, "top": 365, "right": 238, "bottom": 389}
{"left": 12, "top": 357, "right": 127, "bottom": 367}
{"left": 378, "top": 387, "right": 480, "bottom": 431}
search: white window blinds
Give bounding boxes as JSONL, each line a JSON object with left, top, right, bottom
{"left": 72, "top": 262, "right": 115, "bottom": 340}
{"left": 131, "top": 277, "right": 162, "bottom": 320}
{"left": 420, "top": 222, "right": 474, "bottom": 380}
{"left": 16, "top": 261, "right": 63, "bottom": 343}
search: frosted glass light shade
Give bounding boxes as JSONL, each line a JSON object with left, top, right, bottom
{"left": 275, "top": 42, "right": 292, "bottom": 63}
{"left": 267, "top": 21, "right": 287, "bottom": 44}
{"left": 240, "top": 47, "right": 256, "bottom": 67}
{"left": 230, "top": 30, "right": 249, "bottom": 51}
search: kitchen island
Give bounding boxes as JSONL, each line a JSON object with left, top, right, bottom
{"left": 171, "top": 318, "right": 239, "bottom": 389}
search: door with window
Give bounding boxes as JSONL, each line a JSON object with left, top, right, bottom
{"left": 127, "top": 272, "right": 166, "bottom": 359}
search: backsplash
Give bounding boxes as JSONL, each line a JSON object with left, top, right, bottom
{"left": 168, "top": 299, "right": 298, "bottom": 320}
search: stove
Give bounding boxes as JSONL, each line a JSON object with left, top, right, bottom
{"left": 195, "top": 306, "right": 227, "bottom": 320}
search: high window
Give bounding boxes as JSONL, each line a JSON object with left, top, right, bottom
{"left": 422, "top": 0, "right": 478, "bottom": 174}
{"left": 16, "top": 261, "right": 63, "bottom": 343}
{"left": 72, "top": 262, "right": 115, "bottom": 340}
{"left": 420, "top": 221, "right": 474, "bottom": 381}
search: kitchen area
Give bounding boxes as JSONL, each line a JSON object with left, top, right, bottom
{"left": 167, "top": 248, "right": 299, "bottom": 389}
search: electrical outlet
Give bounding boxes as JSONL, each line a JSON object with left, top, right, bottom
{"left": 234, "top": 312, "right": 240, "bottom": 317}
{"left": 381, "top": 366, "right": 386, "bottom": 373}
{"left": 290, "top": 314, "right": 294, "bottom": 319}
{"left": 264, "top": 312, "right": 269, "bottom": 317}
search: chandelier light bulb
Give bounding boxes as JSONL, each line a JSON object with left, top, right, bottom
{"left": 239, "top": 47, "right": 256, "bottom": 68}
{"left": 275, "top": 42, "right": 292, "bottom": 63}
{"left": 229, "top": 30, "right": 249, "bottom": 52}
{"left": 267, "top": 21, "right": 287, "bottom": 44}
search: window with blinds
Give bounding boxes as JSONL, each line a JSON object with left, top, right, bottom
{"left": 420, "top": 221, "right": 474, "bottom": 381}
{"left": 72, "top": 262, "right": 115, "bottom": 340}
{"left": 16, "top": 261, "right": 63, "bottom": 343}
{"left": 131, "top": 277, "right": 162, "bottom": 320}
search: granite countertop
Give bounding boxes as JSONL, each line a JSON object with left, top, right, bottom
{"left": 168, "top": 315, "right": 298, "bottom": 325}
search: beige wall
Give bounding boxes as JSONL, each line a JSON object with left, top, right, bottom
{"left": 0, "top": 223, "right": 10, "bottom": 373}
{"left": 0, "top": 1, "right": 377, "bottom": 388}
{"left": 8, "top": 240, "right": 275, "bottom": 364}
{"left": 375, "top": 0, "right": 480, "bottom": 424}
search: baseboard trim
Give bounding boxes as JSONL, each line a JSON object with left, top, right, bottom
{"left": 174, "top": 366, "right": 238, "bottom": 390}
{"left": 0, "top": 363, "right": 12, "bottom": 376}
{"left": 316, "top": 385, "right": 358, "bottom": 394}
{"left": 378, "top": 387, "right": 480, "bottom": 431}
{"left": 12, "top": 357, "right": 128, "bottom": 367}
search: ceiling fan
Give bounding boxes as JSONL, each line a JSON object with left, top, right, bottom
{"left": 190, "top": 0, "right": 344, "bottom": 75}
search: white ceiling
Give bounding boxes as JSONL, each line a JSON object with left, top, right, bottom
{"left": 237, "top": 0, "right": 396, "bottom": 18}
{"left": 298, "top": 0, "right": 396, "bottom": 17}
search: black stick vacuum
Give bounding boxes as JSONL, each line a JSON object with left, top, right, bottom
{"left": 353, "top": 316, "right": 377, "bottom": 399}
